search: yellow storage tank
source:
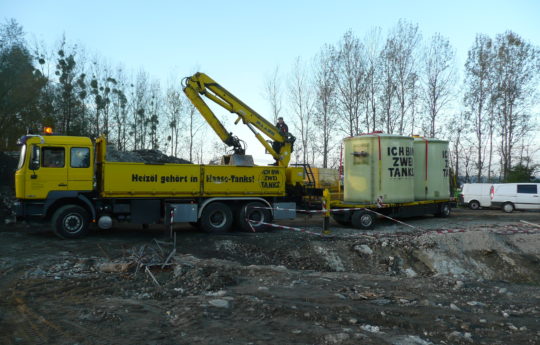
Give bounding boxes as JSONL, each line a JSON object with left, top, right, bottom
{"left": 343, "top": 133, "right": 415, "bottom": 203}
{"left": 413, "top": 137, "right": 450, "bottom": 200}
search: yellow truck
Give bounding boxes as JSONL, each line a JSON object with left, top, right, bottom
{"left": 13, "top": 73, "right": 308, "bottom": 238}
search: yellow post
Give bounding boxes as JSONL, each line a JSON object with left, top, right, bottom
{"left": 322, "top": 189, "right": 332, "bottom": 235}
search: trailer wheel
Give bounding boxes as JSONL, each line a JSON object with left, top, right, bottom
{"left": 436, "top": 203, "right": 451, "bottom": 218}
{"left": 200, "top": 202, "right": 233, "bottom": 233}
{"left": 351, "top": 210, "right": 375, "bottom": 229}
{"left": 237, "top": 201, "right": 272, "bottom": 232}
{"left": 331, "top": 211, "right": 351, "bottom": 226}
{"left": 469, "top": 200, "right": 480, "bottom": 210}
{"left": 51, "top": 205, "right": 90, "bottom": 239}
{"left": 502, "top": 202, "right": 514, "bottom": 213}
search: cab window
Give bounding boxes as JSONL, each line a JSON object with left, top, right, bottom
{"left": 71, "top": 147, "right": 90, "bottom": 168}
{"left": 42, "top": 147, "right": 65, "bottom": 168}
{"left": 29, "top": 145, "right": 40, "bottom": 170}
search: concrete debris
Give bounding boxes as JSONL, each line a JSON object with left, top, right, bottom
{"left": 208, "top": 299, "right": 230, "bottom": 308}
{"left": 323, "top": 332, "right": 350, "bottom": 344}
{"left": 353, "top": 244, "right": 373, "bottom": 255}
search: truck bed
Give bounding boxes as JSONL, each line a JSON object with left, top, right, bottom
{"left": 99, "top": 162, "right": 287, "bottom": 198}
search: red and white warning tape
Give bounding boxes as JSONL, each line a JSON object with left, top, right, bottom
{"left": 248, "top": 218, "right": 540, "bottom": 239}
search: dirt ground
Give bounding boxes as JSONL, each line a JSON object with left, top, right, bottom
{"left": 1, "top": 207, "right": 540, "bottom": 345}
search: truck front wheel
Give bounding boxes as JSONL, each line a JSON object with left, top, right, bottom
{"left": 52, "top": 205, "right": 90, "bottom": 239}
{"left": 200, "top": 202, "right": 233, "bottom": 234}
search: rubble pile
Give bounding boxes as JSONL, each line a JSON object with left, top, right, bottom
{"left": 106, "top": 145, "right": 191, "bottom": 164}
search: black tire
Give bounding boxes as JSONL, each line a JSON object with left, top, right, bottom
{"left": 351, "top": 210, "right": 375, "bottom": 229}
{"left": 502, "top": 202, "right": 514, "bottom": 213}
{"left": 200, "top": 202, "right": 233, "bottom": 234}
{"left": 436, "top": 203, "right": 451, "bottom": 218}
{"left": 236, "top": 201, "right": 272, "bottom": 232}
{"left": 331, "top": 211, "right": 351, "bottom": 226}
{"left": 469, "top": 200, "right": 480, "bottom": 210}
{"left": 51, "top": 205, "right": 90, "bottom": 239}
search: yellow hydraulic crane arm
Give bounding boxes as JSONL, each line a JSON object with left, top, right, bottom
{"left": 182, "top": 72, "right": 295, "bottom": 167}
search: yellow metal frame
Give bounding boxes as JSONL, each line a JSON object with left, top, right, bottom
{"left": 182, "top": 72, "right": 295, "bottom": 167}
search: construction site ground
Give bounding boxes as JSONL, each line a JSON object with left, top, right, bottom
{"left": 1, "top": 208, "right": 539, "bottom": 345}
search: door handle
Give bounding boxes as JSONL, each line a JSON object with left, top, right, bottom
{"left": 58, "top": 183, "right": 68, "bottom": 187}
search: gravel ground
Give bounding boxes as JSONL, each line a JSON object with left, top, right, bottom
{"left": 1, "top": 208, "right": 539, "bottom": 345}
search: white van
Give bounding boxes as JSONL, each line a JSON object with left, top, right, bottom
{"left": 490, "top": 183, "right": 540, "bottom": 212}
{"left": 460, "top": 183, "right": 495, "bottom": 209}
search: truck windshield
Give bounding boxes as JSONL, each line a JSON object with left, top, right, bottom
{"left": 16, "top": 144, "right": 26, "bottom": 170}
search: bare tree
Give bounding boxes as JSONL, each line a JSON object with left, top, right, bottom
{"left": 110, "top": 66, "right": 128, "bottom": 150}
{"left": 379, "top": 42, "right": 398, "bottom": 133}
{"left": 165, "top": 81, "right": 184, "bottom": 157}
{"left": 446, "top": 111, "right": 469, "bottom": 184}
{"left": 464, "top": 34, "right": 493, "bottom": 180}
{"left": 491, "top": 31, "right": 539, "bottom": 179}
{"left": 312, "top": 44, "right": 338, "bottom": 167}
{"left": 386, "top": 20, "right": 421, "bottom": 135}
{"left": 334, "top": 30, "right": 366, "bottom": 136}
{"left": 363, "top": 27, "right": 383, "bottom": 132}
{"left": 131, "top": 70, "right": 149, "bottom": 149}
{"left": 147, "top": 80, "right": 161, "bottom": 150}
{"left": 421, "top": 33, "right": 456, "bottom": 137}
{"left": 288, "top": 56, "right": 314, "bottom": 165}
{"left": 184, "top": 102, "right": 203, "bottom": 163}
{"left": 263, "top": 66, "right": 282, "bottom": 124}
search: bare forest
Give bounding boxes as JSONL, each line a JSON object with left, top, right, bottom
{"left": 1, "top": 18, "right": 539, "bottom": 182}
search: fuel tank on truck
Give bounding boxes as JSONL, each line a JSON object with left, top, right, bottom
{"left": 413, "top": 137, "right": 450, "bottom": 200}
{"left": 343, "top": 133, "right": 415, "bottom": 203}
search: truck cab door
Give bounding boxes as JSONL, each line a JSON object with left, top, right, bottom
{"left": 25, "top": 145, "right": 68, "bottom": 199}
{"left": 67, "top": 146, "right": 93, "bottom": 191}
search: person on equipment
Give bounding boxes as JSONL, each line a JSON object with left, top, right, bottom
{"left": 271, "top": 117, "right": 289, "bottom": 165}
{"left": 276, "top": 117, "right": 288, "bottom": 135}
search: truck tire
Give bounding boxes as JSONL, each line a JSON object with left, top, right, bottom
{"left": 351, "top": 210, "right": 375, "bottom": 229}
{"left": 200, "top": 202, "right": 233, "bottom": 234}
{"left": 469, "top": 200, "right": 480, "bottom": 210}
{"left": 502, "top": 202, "right": 514, "bottom": 213}
{"left": 51, "top": 205, "right": 90, "bottom": 239}
{"left": 436, "top": 203, "right": 451, "bottom": 218}
{"left": 331, "top": 211, "right": 351, "bottom": 226}
{"left": 237, "top": 201, "right": 272, "bottom": 232}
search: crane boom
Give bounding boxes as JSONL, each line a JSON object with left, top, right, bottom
{"left": 182, "top": 72, "right": 295, "bottom": 167}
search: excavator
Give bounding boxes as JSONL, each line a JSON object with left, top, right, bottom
{"left": 182, "top": 72, "right": 295, "bottom": 167}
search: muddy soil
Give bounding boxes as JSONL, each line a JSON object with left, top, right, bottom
{"left": 1, "top": 208, "right": 539, "bottom": 345}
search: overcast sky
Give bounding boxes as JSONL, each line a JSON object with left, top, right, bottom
{"left": 2, "top": 0, "right": 539, "bottom": 163}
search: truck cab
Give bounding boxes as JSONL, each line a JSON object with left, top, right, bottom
{"left": 14, "top": 134, "right": 95, "bottom": 232}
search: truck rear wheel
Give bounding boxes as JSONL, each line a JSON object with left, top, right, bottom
{"left": 52, "top": 205, "right": 90, "bottom": 239}
{"left": 200, "top": 202, "right": 233, "bottom": 234}
{"left": 237, "top": 201, "right": 272, "bottom": 232}
{"left": 351, "top": 210, "right": 375, "bottom": 229}
{"left": 436, "top": 203, "right": 451, "bottom": 218}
